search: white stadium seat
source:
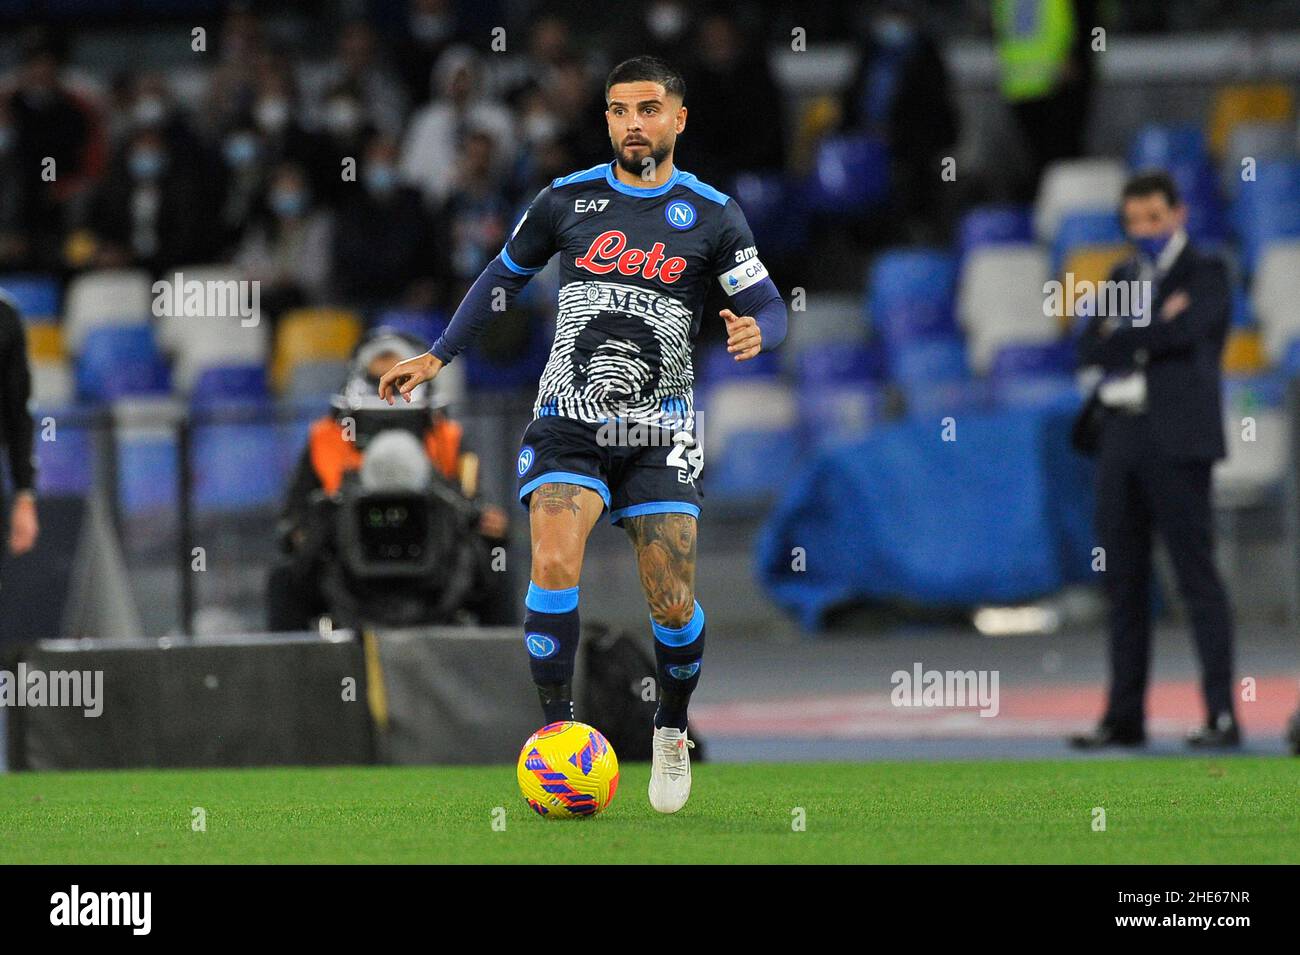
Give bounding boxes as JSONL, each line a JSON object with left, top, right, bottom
{"left": 30, "top": 360, "right": 74, "bottom": 407}
{"left": 698, "top": 380, "right": 797, "bottom": 461}
{"left": 1033, "top": 158, "right": 1128, "bottom": 241}
{"left": 63, "top": 268, "right": 153, "bottom": 353}
{"left": 1250, "top": 239, "right": 1300, "bottom": 361}
{"left": 957, "top": 244, "right": 1055, "bottom": 374}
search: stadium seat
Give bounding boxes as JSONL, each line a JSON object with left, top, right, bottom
{"left": 989, "top": 341, "right": 1076, "bottom": 378}
{"left": 699, "top": 343, "right": 781, "bottom": 385}
{"left": 730, "top": 172, "right": 808, "bottom": 257}
{"left": 30, "top": 360, "right": 74, "bottom": 407}
{"left": 190, "top": 364, "right": 271, "bottom": 405}
{"left": 867, "top": 249, "right": 958, "bottom": 344}
{"left": 1214, "top": 406, "right": 1289, "bottom": 506}
{"left": 1051, "top": 211, "right": 1125, "bottom": 274}
{"left": 956, "top": 205, "right": 1035, "bottom": 261}
{"left": 75, "top": 325, "right": 170, "bottom": 403}
{"left": 702, "top": 426, "right": 799, "bottom": 503}
{"left": 957, "top": 244, "right": 1055, "bottom": 373}
{"left": 0, "top": 274, "right": 60, "bottom": 320}
{"left": 33, "top": 419, "right": 95, "bottom": 496}
{"left": 799, "top": 381, "right": 886, "bottom": 452}
{"left": 1033, "top": 158, "right": 1128, "bottom": 241}
{"left": 991, "top": 373, "right": 1077, "bottom": 411}
{"left": 171, "top": 318, "right": 270, "bottom": 393}
{"left": 1221, "top": 122, "right": 1296, "bottom": 197}
{"left": 270, "top": 308, "right": 362, "bottom": 394}
{"left": 1221, "top": 329, "right": 1268, "bottom": 374}
{"left": 806, "top": 134, "right": 891, "bottom": 215}
{"left": 190, "top": 421, "right": 285, "bottom": 513}
{"left": 1250, "top": 238, "right": 1300, "bottom": 361}
{"left": 902, "top": 377, "right": 992, "bottom": 420}
{"left": 24, "top": 322, "right": 65, "bottom": 362}
{"left": 1128, "top": 123, "right": 1208, "bottom": 170}
{"left": 1169, "top": 160, "right": 1228, "bottom": 243}
{"left": 794, "top": 340, "right": 885, "bottom": 386}
{"left": 698, "top": 379, "right": 796, "bottom": 464}
{"left": 1208, "top": 83, "right": 1295, "bottom": 157}
{"left": 888, "top": 334, "right": 969, "bottom": 388}
{"left": 286, "top": 359, "right": 349, "bottom": 399}
{"left": 154, "top": 265, "right": 249, "bottom": 355}
{"left": 1059, "top": 244, "right": 1130, "bottom": 286}
{"left": 63, "top": 268, "right": 153, "bottom": 353}
{"left": 117, "top": 427, "right": 179, "bottom": 517}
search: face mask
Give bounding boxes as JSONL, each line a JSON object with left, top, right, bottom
{"left": 128, "top": 148, "right": 165, "bottom": 180}
{"left": 255, "top": 98, "right": 290, "bottom": 133}
{"left": 326, "top": 99, "right": 361, "bottom": 135}
{"left": 365, "top": 163, "right": 398, "bottom": 196}
{"left": 271, "top": 188, "right": 306, "bottom": 218}
{"left": 872, "top": 16, "right": 914, "bottom": 47}
{"left": 223, "top": 132, "right": 258, "bottom": 167}
{"left": 1133, "top": 231, "right": 1173, "bottom": 262}
{"left": 133, "top": 97, "right": 166, "bottom": 127}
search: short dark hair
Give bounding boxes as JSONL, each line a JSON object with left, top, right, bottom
{"left": 1122, "top": 171, "right": 1181, "bottom": 208}
{"left": 604, "top": 56, "right": 686, "bottom": 103}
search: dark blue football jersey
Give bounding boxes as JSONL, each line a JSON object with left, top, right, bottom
{"left": 501, "top": 161, "right": 769, "bottom": 427}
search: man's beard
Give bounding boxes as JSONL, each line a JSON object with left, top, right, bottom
{"left": 613, "top": 138, "right": 672, "bottom": 177}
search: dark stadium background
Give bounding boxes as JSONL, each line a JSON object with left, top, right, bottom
{"left": 0, "top": 0, "right": 1298, "bottom": 771}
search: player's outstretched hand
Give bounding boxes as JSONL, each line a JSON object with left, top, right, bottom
{"left": 378, "top": 351, "right": 444, "bottom": 404}
{"left": 722, "top": 308, "right": 762, "bottom": 361}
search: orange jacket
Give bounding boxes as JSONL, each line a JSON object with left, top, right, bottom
{"left": 308, "top": 415, "right": 462, "bottom": 495}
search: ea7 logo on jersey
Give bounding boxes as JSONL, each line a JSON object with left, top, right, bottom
{"left": 575, "top": 198, "right": 610, "bottom": 213}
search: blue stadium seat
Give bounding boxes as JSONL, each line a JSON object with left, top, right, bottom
{"left": 989, "top": 341, "right": 1076, "bottom": 378}
{"left": 794, "top": 341, "right": 886, "bottom": 385}
{"left": 0, "top": 274, "right": 60, "bottom": 320}
{"left": 1169, "top": 161, "right": 1227, "bottom": 243}
{"left": 191, "top": 364, "right": 270, "bottom": 405}
{"left": 191, "top": 422, "right": 284, "bottom": 513}
{"left": 799, "top": 382, "right": 885, "bottom": 451}
{"left": 1128, "top": 124, "right": 1207, "bottom": 170}
{"left": 699, "top": 343, "right": 781, "bottom": 386}
{"left": 730, "top": 173, "right": 807, "bottom": 256}
{"left": 1231, "top": 286, "right": 1254, "bottom": 328}
{"left": 75, "top": 325, "right": 169, "bottom": 403}
{"left": 33, "top": 418, "right": 94, "bottom": 495}
{"left": 902, "top": 378, "right": 992, "bottom": 420}
{"left": 117, "top": 432, "right": 178, "bottom": 516}
{"left": 867, "top": 249, "right": 958, "bottom": 344}
{"left": 806, "top": 134, "right": 891, "bottom": 215}
{"left": 888, "top": 335, "right": 968, "bottom": 387}
{"left": 991, "top": 374, "right": 1078, "bottom": 410}
{"left": 1051, "top": 211, "right": 1124, "bottom": 274}
{"left": 956, "top": 205, "right": 1034, "bottom": 260}
{"left": 371, "top": 310, "right": 447, "bottom": 351}
{"left": 1231, "top": 159, "right": 1300, "bottom": 273}
{"left": 704, "top": 427, "right": 798, "bottom": 502}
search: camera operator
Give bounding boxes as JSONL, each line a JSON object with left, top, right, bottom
{"left": 266, "top": 328, "right": 514, "bottom": 631}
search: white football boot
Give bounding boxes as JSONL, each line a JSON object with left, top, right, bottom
{"left": 649, "top": 725, "right": 695, "bottom": 814}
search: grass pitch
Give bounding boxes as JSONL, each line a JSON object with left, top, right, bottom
{"left": 1, "top": 758, "right": 1296, "bottom": 864}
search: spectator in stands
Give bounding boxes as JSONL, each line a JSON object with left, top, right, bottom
{"left": 400, "top": 46, "right": 512, "bottom": 207}
{"left": 310, "top": 20, "right": 408, "bottom": 138}
{"left": 0, "top": 98, "right": 27, "bottom": 270}
{"left": 314, "top": 82, "right": 380, "bottom": 209}
{"left": 1070, "top": 171, "right": 1237, "bottom": 750}
{"left": 993, "top": 0, "right": 1098, "bottom": 199}
{"left": 331, "top": 134, "right": 443, "bottom": 311}
{"left": 215, "top": 120, "right": 270, "bottom": 254}
{"left": 235, "top": 161, "right": 334, "bottom": 318}
{"left": 438, "top": 129, "right": 511, "bottom": 298}
{"left": 680, "top": 12, "right": 786, "bottom": 187}
{"left": 0, "top": 293, "right": 37, "bottom": 564}
{"left": 247, "top": 60, "right": 331, "bottom": 195}
{"left": 1, "top": 30, "right": 104, "bottom": 271}
{"left": 394, "top": 0, "right": 463, "bottom": 106}
{"left": 120, "top": 72, "right": 204, "bottom": 162}
{"left": 82, "top": 126, "right": 222, "bottom": 271}
{"left": 839, "top": 2, "right": 960, "bottom": 242}
{"left": 545, "top": 57, "right": 614, "bottom": 171}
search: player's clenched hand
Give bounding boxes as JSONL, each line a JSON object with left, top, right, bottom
{"left": 722, "top": 308, "right": 762, "bottom": 361}
{"left": 378, "top": 351, "right": 444, "bottom": 404}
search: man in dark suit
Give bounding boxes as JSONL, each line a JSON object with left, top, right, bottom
{"left": 1071, "top": 171, "right": 1238, "bottom": 749}
{"left": 0, "top": 291, "right": 38, "bottom": 564}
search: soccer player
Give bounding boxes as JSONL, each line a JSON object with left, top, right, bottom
{"left": 379, "top": 56, "right": 787, "bottom": 813}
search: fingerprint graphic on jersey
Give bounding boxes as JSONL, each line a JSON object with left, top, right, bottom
{"left": 571, "top": 310, "right": 662, "bottom": 404}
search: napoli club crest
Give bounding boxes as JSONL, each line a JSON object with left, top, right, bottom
{"left": 665, "top": 200, "right": 696, "bottom": 230}
{"left": 517, "top": 445, "right": 535, "bottom": 476}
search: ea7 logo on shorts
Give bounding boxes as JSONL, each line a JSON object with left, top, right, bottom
{"left": 525, "top": 633, "right": 558, "bottom": 658}
{"left": 666, "top": 431, "right": 704, "bottom": 485}
{"left": 575, "top": 198, "right": 609, "bottom": 213}
{"left": 517, "top": 445, "right": 535, "bottom": 476}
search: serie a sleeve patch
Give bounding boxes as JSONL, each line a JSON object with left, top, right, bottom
{"left": 717, "top": 257, "right": 769, "bottom": 296}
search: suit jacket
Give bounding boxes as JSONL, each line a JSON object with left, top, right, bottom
{"left": 1077, "top": 242, "right": 1230, "bottom": 461}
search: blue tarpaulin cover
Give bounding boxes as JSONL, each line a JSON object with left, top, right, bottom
{"left": 756, "top": 399, "right": 1096, "bottom": 630}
